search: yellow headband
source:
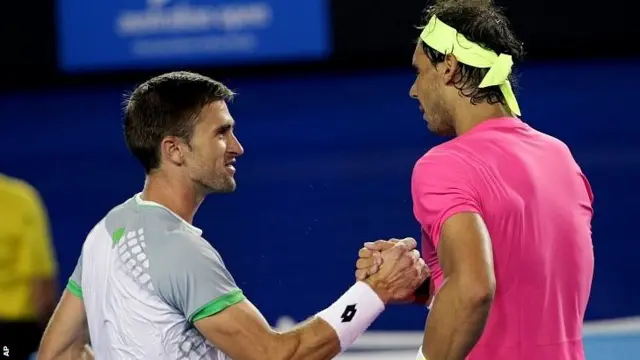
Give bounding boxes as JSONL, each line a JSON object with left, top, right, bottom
{"left": 419, "top": 16, "right": 521, "bottom": 116}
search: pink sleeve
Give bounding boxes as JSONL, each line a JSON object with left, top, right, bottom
{"left": 411, "top": 151, "right": 483, "bottom": 248}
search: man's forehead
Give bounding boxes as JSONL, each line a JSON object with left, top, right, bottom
{"left": 201, "top": 100, "right": 234, "bottom": 127}
{"left": 412, "top": 43, "right": 420, "bottom": 61}
{"left": 206, "top": 99, "right": 228, "bottom": 112}
{"left": 412, "top": 43, "right": 428, "bottom": 65}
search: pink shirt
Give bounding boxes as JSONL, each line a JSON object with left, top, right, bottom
{"left": 412, "top": 118, "right": 594, "bottom": 360}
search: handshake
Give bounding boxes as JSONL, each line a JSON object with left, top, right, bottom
{"left": 354, "top": 238, "right": 431, "bottom": 304}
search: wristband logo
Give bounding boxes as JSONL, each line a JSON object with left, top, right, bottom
{"left": 340, "top": 304, "right": 357, "bottom": 323}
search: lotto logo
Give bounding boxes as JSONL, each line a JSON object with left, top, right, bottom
{"left": 340, "top": 304, "right": 357, "bottom": 323}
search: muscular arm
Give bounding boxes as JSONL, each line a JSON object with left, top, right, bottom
{"left": 195, "top": 299, "right": 341, "bottom": 360}
{"left": 152, "top": 233, "right": 407, "bottom": 360}
{"left": 421, "top": 212, "right": 495, "bottom": 360}
{"left": 37, "top": 290, "right": 94, "bottom": 360}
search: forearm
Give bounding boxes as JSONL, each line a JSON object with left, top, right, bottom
{"left": 38, "top": 341, "right": 91, "bottom": 360}
{"left": 38, "top": 292, "right": 90, "bottom": 360}
{"left": 422, "top": 278, "right": 493, "bottom": 360}
{"left": 205, "top": 282, "right": 387, "bottom": 360}
{"left": 272, "top": 317, "right": 340, "bottom": 360}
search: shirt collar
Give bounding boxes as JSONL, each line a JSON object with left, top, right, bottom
{"left": 134, "top": 193, "right": 203, "bottom": 236}
{"left": 462, "top": 117, "right": 526, "bottom": 137}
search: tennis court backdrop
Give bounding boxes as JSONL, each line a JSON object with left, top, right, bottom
{"left": 3, "top": 62, "right": 639, "bottom": 358}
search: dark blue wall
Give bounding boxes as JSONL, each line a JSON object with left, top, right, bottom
{"left": 2, "top": 60, "right": 639, "bottom": 330}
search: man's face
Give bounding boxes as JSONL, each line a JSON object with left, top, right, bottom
{"left": 184, "top": 100, "right": 244, "bottom": 193}
{"left": 409, "top": 43, "right": 455, "bottom": 136}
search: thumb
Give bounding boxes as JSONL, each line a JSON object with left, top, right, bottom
{"left": 364, "top": 240, "right": 397, "bottom": 251}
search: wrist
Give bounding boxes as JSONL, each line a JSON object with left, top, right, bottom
{"left": 363, "top": 277, "right": 391, "bottom": 304}
{"left": 316, "top": 281, "right": 386, "bottom": 352}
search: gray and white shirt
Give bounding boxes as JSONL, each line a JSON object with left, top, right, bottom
{"left": 67, "top": 194, "right": 244, "bottom": 359}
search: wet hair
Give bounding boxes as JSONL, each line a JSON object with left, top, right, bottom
{"left": 420, "top": 0, "right": 524, "bottom": 106}
{"left": 123, "top": 71, "right": 235, "bottom": 173}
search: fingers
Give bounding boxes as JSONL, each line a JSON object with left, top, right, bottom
{"left": 355, "top": 269, "right": 368, "bottom": 281}
{"left": 354, "top": 256, "right": 381, "bottom": 280}
{"left": 356, "top": 250, "right": 381, "bottom": 268}
{"left": 384, "top": 238, "right": 417, "bottom": 260}
{"left": 417, "top": 258, "right": 430, "bottom": 283}
{"left": 397, "top": 237, "right": 417, "bottom": 250}
{"left": 358, "top": 247, "right": 374, "bottom": 259}
{"left": 355, "top": 248, "right": 382, "bottom": 281}
{"left": 364, "top": 239, "right": 397, "bottom": 251}
{"left": 409, "top": 249, "right": 420, "bottom": 262}
{"left": 356, "top": 257, "right": 376, "bottom": 271}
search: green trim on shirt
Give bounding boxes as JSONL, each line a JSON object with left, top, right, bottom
{"left": 189, "top": 289, "right": 245, "bottom": 323}
{"left": 66, "top": 279, "right": 83, "bottom": 299}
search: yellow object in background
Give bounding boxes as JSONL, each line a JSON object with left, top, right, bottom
{"left": 0, "top": 174, "right": 57, "bottom": 320}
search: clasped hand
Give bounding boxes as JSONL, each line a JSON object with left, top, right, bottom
{"left": 355, "top": 238, "right": 430, "bottom": 303}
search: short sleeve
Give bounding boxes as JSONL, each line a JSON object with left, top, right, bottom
{"left": 150, "top": 233, "right": 246, "bottom": 323}
{"left": 66, "top": 250, "right": 83, "bottom": 299}
{"left": 411, "top": 150, "right": 483, "bottom": 247}
{"left": 19, "top": 183, "right": 58, "bottom": 278}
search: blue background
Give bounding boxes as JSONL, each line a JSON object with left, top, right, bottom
{"left": 57, "top": 0, "right": 330, "bottom": 71}
{"left": 2, "top": 61, "right": 639, "bottom": 330}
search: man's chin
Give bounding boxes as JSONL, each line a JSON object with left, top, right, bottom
{"left": 218, "top": 177, "right": 237, "bottom": 193}
{"left": 202, "top": 177, "right": 237, "bottom": 194}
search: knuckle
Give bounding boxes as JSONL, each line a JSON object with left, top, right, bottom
{"left": 395, "top": 243, "right": 408, "bottom": 251}
{"left": 403, "top": 237, "right": 417, "bottom": 247}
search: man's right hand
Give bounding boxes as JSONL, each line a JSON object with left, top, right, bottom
{"left": 355, "top": 239, "right": 399, "bottom": 280}
{"left": 362, "top": 238, "right": 429, "bottom": 303}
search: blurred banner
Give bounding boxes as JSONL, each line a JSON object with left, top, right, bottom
{"left": 2, "top": 62, "right": 639, "bottom": 327}
{"left": 57, "top": 0, "right": 330, "bottom": 71}
{"left": 0, "top": 0, "right": 637, "bottom": 88}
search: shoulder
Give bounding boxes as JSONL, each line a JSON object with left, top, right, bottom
{"left": 151, "top": 228, "right": 218, "bottom": 263}
{"left": 139, "top": 225, "right": 225, "bottom": 286}
{"left": 413, "top": 143, "right": 479, "bottom": 182}
{"left": 103, "top": 198, "right": 204, "bottom": 253}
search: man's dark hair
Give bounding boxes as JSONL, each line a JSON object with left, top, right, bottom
{"left": 420, "top": 0, "right": 524, "bottom": 106}
{"left": 123, "top": 71, "right": 235, "bottom": 173}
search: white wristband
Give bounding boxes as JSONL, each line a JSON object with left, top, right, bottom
{"left": 416, "top": 346, "right": 427, "bottom": 360}
{"left": 316, "top": 281, "right": 385, "bottom": 352}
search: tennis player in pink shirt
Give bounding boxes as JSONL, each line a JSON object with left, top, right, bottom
{"left": 355, "top": 2, "right": 594, "bottom": 360}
